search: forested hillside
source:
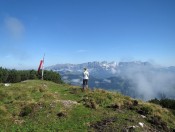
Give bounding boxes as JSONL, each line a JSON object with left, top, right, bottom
{"left": 0, "top": 67, "right": 62, "bottom": 84}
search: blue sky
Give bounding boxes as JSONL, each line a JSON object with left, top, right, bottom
{"left": 0, "top": 0, "right": 175, "bottom": 69}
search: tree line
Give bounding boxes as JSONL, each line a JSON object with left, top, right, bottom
{"left": 0, "top": 67, "right": 63, "bottom": 84}
{"left": 149, "top": 98, "right": 175, "bottom": 110}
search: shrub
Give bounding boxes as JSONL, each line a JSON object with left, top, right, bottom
{"left": 149, "top": 98, "right": 175, "bottom": 110}
{"left": 137, "top": 105, "right": 153, "bottom": 115}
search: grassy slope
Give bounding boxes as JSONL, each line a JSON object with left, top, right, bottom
{"left": 0, "top": 80, "right": 175, "bottom": 131}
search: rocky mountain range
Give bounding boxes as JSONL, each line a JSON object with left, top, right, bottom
{"left": 46, "top": 61, "right": 175, "bottom": 100}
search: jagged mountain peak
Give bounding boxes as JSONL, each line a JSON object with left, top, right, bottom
{"left": 46, "top": 61, "right": 154, "bottom": 79}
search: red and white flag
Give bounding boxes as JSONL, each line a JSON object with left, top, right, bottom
{"left": 38, "top": 60, "right": 43, "bottom": 73}
{"left": 38, "top": 54, "right": 45, "bottom": 80}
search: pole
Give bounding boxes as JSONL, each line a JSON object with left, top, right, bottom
{"left": 41, "top": 54, "right": 45, "bottom": 80}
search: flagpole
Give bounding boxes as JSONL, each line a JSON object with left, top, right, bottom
{"left": 41, "top": 54, "right": 45, "bottom": 80}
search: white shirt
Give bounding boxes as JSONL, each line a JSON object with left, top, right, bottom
{"left": 83, "top": 70, "right": 89, "bottom": 79}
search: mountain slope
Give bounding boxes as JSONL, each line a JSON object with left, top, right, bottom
{"left": 0, "top": 80, "right": 175, "bottom": 131}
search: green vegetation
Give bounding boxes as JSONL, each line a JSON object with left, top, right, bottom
{"left": 0, "top": 67, "right": 62, "bottom": 84}
{"left": 0, "top": 80, "right": 175, "bottom": 131}
{"left": 149, "top": 98, "right": 175, "bottom": 110}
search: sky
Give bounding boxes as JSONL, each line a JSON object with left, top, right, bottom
{"left": 0, "top": 0, "right": 175, "bottom": 69}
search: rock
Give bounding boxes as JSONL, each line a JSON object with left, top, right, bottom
{"left": 138, "top": 122, "right": 144, "bottom": 128}
{"left": 141, "top": 115, "right": 146, "bottom": 118}
{"left": 57, "top": 100, "right": 79, "bottom": 108}
{"left": 4, "top": 83, "right": 11, "bottom": 87}
{"left": 14, "top": 119, "right": 25, "bottom": 124}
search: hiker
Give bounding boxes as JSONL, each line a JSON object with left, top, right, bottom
{"left": 83, "top": 68, "right": 89, "bottom": 90}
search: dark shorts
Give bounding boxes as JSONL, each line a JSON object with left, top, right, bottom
{"left": 83, "top": 79, "right": 88, "bottom": 85}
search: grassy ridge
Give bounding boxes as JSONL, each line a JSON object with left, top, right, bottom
{"left": 0, "top": 80, "right": 175, "bottom": 131}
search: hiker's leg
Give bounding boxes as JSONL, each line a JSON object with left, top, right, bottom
{"left": 82, "top": 79, "right": 85, "bottom": 91}
{"left": 86, "top": 79, "right": 88, "bottom": 89}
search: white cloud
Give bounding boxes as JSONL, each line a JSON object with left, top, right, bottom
{"left": 95, "top": 81, "right": 100, "bottom": 84}
{"left": 103, "top": 79, "right": 111, "bottom": 83}
{"left": 111, "top": 68, "right": 117, "bottom": 74}
{"left": 71, "top": 79, "right": 81, "bottom": 83}
{"left": 4, "top": 16, "right": 25, "bottom": 39}
{"left": 121, "top": 65, "right": 175, "bottom": 100}
{"left": 62, "top": 76, "right": 68, "bottom": 79}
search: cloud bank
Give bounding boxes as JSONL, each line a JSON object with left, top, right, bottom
{"left": 121, "top": 65, "right": 175, "bottom": 100}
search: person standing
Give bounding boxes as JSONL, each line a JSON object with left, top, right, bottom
{"left": 83, "top": 68, "right": 89, "bottom": 90}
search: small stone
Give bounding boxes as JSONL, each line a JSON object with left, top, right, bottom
{"left": 141, "top": 115, "right": 146, "bottom": 118}
{"left": 4, "top": 83, "right": 11, "bottom": 87}
{"left": 139, "top": 122, "right": 144, "bottom": 128}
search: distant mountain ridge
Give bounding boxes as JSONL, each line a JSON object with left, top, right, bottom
{"left": 46, "top": 61, "right": 175, "bottom": 100}
{"left": 46, "top": 61, "right": 154, "bottom": 78}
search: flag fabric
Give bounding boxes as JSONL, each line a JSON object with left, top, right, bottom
{"left": 38, "top": 54, "right": 45, "bottom": 80}
{"left": 41, "top": 55, "right": 44, "bottom": 79}
{"left": 38, "top": 60, "right": 43, "bottom": 73}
